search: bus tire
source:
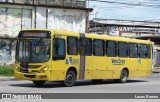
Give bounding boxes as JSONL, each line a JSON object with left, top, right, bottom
{"left": 32, "top": 81, "right": 45, "bottom": 86}
{"left": 119, "top": 69, "right": 128, "bottom": 83}
{"left": 64, "top": 70, "right": 76, "bottom": 87}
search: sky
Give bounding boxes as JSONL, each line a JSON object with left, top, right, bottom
{"left": 88, "top": 0, "right": 160, "bottom": 21}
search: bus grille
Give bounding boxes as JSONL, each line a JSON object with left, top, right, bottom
{"left": 24, "top": 74, "right": 36, "bottom": 78}
{"left": 20, "top": 65, "right": 42, "bottom": 73}
{"left": 28, "top": 65, "right": 42, "bottom": 69}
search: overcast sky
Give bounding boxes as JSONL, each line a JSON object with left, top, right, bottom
{"left": 88, "top": 0, "right": 160, "bottom": 21}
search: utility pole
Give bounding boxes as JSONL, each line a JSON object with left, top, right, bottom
{"left": 94, "top": 12, "right": 98, "bottom": 31}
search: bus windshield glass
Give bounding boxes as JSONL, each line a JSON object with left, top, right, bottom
{"left": 16, "top": 40, "right": 50, "bottom": 62}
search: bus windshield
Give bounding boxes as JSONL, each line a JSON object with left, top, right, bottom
{"left": 16, "top": 40, "right": 50, "bottom": 62}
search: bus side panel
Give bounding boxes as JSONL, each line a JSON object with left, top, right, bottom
{"left": 92, "top": 57, "right": 105, "bottom": 79}
{"left": 92, "top": 57, "right": 112, "bottom": 79}
{"left": 51, "top": 60, "right": 66, "bottom": 81}
{"left": 83, "top": 56, "right": 92, "bottom": 80}
{"left": 138, "top": 59, "right": 148, "bottom": 71}
{"left": 148, "top": 59, "right": 152, "bottom": 73}
{"left": 66, "top": 55, "right": 81, "bottom": 80}
{"left": 112, "top": 58, "right": 128, "bottom": 79}
{"left": 106, "top": 57, "right": 116, "bottom": 79}
{"left": 126, "top": 58, "right": 139, "bottom": 78}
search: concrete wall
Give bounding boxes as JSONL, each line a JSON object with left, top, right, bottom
{"left": 47, "top": 8, "right": 86, "bottom": 32}
{"left": 0, "top": 4, "right": 87, "bottom": 38}
{"left": 0, "top": 7, "right": 21, "bottom": 37}
{"left": 0, "top": 4, "right": 87, "bottom": 65}
{"left": 0, "top": 5, "right": 33, "bottom": 37}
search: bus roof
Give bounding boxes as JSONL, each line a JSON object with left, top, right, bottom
{"left": 20, "top": 29, "right": 152, "bottom": 44}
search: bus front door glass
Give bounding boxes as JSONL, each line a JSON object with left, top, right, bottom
{"left": 17, "top": 41, "right": 30, "bottom": 61}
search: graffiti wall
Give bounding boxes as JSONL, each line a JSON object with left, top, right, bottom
{"left": 0, "top": 7, "right": 32, "bottom": 37}
{"left": 0, "top": 5, "right": 87, "bottom": 65}
{"left": 0, "top": 6, "right": 32, "bottom": 65}
{"left": 0, "top": 8, "right": 21, "bottom": 37}
{"left": 47, "top": 8, "right": 86, "bottom": 32}
{"left": 0, "top": 39, "right": 16, "bottom": 65}
{"left": 0, "top": 6, "right": 87, "bottom": 37}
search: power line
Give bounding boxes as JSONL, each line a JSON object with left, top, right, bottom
{"left": 89, "top": 0, "right": 141, "bottom": 6}
{"left": 89, "top": 0, "right": 160, "bottom": 8}
{"left": 88, "top": 0, "right": 160, "bottom": 21}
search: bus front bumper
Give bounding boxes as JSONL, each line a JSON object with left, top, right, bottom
{"left": 14, "top": 70, "right": 51, "bottom": 81}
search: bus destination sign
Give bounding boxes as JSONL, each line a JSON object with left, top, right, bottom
{"left": 23, "top": 32, "right": 46, "bottom": 37}
{"left": 19, "top": 31, "right": 51, "bottom": 38}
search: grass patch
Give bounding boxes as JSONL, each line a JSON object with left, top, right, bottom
{"left": 0, "top": 66, "right": 14, "bottom": 76}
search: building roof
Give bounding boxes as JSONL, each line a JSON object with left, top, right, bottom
{"left": 134, "top": 35, "right": 160, "bottom": 44}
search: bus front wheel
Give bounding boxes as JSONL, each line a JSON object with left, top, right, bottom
{"left": 64, "top": 70, "right": 76, "bottom": 87}
{"left": 32, "top": 81, "right": 45, "bottom": 86}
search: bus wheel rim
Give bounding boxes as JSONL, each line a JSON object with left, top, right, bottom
{"left": 66, "top": 74, "right": 73, "bottom": 84}
{"left": 122, "top": 71, "right": 127, "bottom": 80}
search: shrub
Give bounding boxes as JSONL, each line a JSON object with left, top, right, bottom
{"left": 0, "top": 66, "right": 14, "bottom": 76}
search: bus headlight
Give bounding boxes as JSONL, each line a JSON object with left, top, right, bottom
{"left": 40, "top": 67, "right": 48, "bottom": 73}
{"left": 14, "top": 65, "right": 19, "bottom": 71}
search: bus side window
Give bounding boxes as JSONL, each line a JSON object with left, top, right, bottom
{"left": 139, "top": 44, "right": 148, "bottom": 58}
{"left": 93, "top": 39, "right": 105, "bottom": 56}
{"left": 118, "top": 42, "right": 128, "bottom": 57}
{"left": 53, "top": 38, "right": 66, "bottom": 60}
{"left": 106, "top": 41, "right": 117, "bottom": 57}
{"left": 129, "top": 43, "right": 138, "bottom": 58}
{"left": 67, "top": 37, "right": 78, "bottom": 55}
{"left": 79, "top": 38, "right": 92, "bottom": 56}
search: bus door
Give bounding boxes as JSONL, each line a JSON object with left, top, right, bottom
{"left": 79, "top": 38, "right": 92, "bottom": 80}
{"left": 52, "top": 36, "right": 67, "bottom": 81}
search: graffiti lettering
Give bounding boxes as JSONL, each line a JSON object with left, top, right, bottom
{"left": 48, "top": 9, "right": 84, "bottom": 32}
{"left": 0, "top": 8, "right": 21, "bottom": 37}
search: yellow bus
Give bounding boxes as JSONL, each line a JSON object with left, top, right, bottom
{"left": 14, "top": 29, "right": 153, "bottom": 87}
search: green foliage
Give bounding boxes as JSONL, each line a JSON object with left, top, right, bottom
{"left": 0, "top": 66, "right": 14, "bottom": 76}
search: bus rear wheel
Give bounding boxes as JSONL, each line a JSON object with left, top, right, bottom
{"left": 115, "top": 69, "right": 128, "bottom": 83}
{"left": 120, "top": 69, "right": 128, "bottom": 83}
{"left": 64, "top": 70, "right": 76, "bottom": 87}
{"left": 32, "top": 81, "right": 45, "bottom": 86}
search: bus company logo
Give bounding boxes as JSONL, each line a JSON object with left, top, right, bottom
{"left": 66, "top": 57, "right": 79, "bottom": 65}
{"left": 112, "top": 58, "right": 125, "bottom": 65}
